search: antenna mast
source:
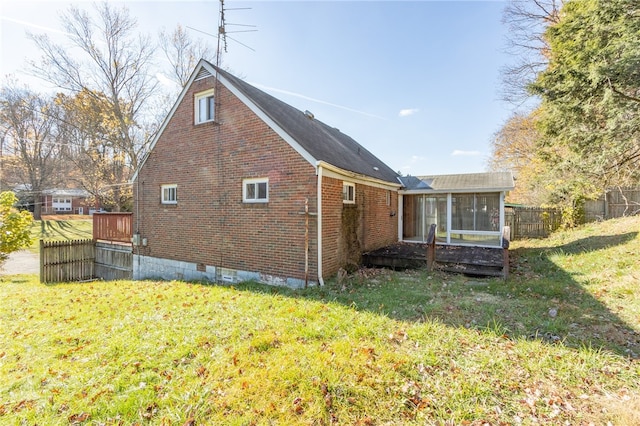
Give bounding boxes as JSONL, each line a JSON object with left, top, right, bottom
{"left": 216, "top": 0, "right": 227, "bottom": 69}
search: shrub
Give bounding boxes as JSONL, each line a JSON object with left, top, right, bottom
{"left": 0, "top": 191, "right": 34, "bottom": 263}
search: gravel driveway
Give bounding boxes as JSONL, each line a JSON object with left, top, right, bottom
{"left": 1, "top": 250, "right": 39, "bottom": 275}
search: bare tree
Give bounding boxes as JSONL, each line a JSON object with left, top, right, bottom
{"left": 55, "top": 89, "right": 132, "bottom": 212}
{"left": 27, "top": 2, "right": 158, "bottom": 210}
{"left": 0, "top": 83, "right": 66, "bottom": 219}
{"left": 159, "top": 24, "right": 215, "bottom": 88}
{"left": 500, "top": 0, "right": 564, "bottom": 106}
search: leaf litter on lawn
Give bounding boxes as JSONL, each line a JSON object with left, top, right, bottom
{"left": 1, "top": 217, "right": 640, "bottom": 424}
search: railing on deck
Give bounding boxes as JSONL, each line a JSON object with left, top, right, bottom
{"left": 93, "top": 212, "right": 133, "bottom": 243}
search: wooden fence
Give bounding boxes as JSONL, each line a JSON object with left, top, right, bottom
{"left": 95, "top": 241, "right": 133, "bottom": 281}
{"left": 93, "top": 212, "right": 133, "bottom": 243}
{"left": 41, "top": 239, "right": 95, "bottom": 283}
{"left": 584, "top": 187, "right": 640, "bottom": 222}
{"left": 505, "top": 206, "right": 562, "bottom": 240}
{"left": 40, "top": 239, "right": 132, "bottom": 284}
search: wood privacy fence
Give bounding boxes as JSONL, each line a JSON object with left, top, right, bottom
{"left": 40, "top": 239, "right": 132, "bottom": 284}
{"left": 584, "top": 187, "right": 640, "bottom": 222}
{"left": 505, "top": 206, "right": 562, "bottom": 240}
{"left": 93, "top": 212, "right": 133, "bottom": 243}
{"left": 40, "top": 239, "right": 95, "bottom": 283}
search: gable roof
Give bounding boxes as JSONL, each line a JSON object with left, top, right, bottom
{"left": 399, "top": 172, "right": 515, "bottom": 193}
{"left": 213, "top": 65, "right": 399, "bottom": 184}
{"left": 133, "top": 59, "right": 399, "bottom": 185}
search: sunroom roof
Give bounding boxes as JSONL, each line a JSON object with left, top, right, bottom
{"left": 399, "top": 172, "right": 514, "bottom": 193}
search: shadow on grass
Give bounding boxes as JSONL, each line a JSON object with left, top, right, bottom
{"left": 233, "top": 231, "right": 639, "bottom": 359}
{"left": 36, "top": 220, "right": 91, "bottom": 241}
{"left": 542, "top": 232, "right": 638, "bottom": 255}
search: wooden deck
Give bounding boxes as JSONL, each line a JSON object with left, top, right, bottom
{"left": 362, "top": 225, "right": 510, "bottom": 279}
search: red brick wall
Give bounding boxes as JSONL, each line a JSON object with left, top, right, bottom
{"left": 321, "top": 177, "right": 342, "bottom": 276}
{"left": 134, "top": 75, "right": 319, "bottom": 280}
{"left": 359, "top": 183, "right": 398, "bottom": 250}
{"left": 321, "top": 176, "right": 398, "bottom": 277}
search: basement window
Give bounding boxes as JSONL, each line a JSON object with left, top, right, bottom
{"left": 161, "top": 184, "right": 177, "bottom": 204}
{"left": 343, "top": 182, "right": 355, "bottom": 204}
{"left": 195, "top": 89, "right": 215, "bottom": 124}
{"left": 243, "top": 178, "right": 268, "bottom": 203}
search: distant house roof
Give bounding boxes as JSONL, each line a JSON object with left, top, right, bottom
{"left": 133, "top": 60, "right": 400, "bottom": 185}
{"left": 13, "top": 184, "right": 32, "bottom": 192}
{"left": 399, "top": 172, "right": 515, "bottom": 193}
{"left": 43, "top": 189, "right": 91, "bottom": 198}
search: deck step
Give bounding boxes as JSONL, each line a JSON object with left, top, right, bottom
{"left": 434, "top": 263, "right": 505, "bottom": 277}
{"left": 362, "top": 242, "right": 508, "bottom": 278}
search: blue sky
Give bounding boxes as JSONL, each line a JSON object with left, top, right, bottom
{"left": 1, "top": 0, "right": 515, "bottom": 176}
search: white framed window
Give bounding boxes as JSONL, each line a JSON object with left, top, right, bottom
{"left": 195, "top": 89, "right": 215, "bottom": 124}
{"left": 52, "top": 197, "right": 72, "bottom": 211}
{"left": 161, "top": 184, "right": 177, "bottom": 204}
{"left": 343, "top": 182, "right": 355, "bottom": 204}
{"left": 243, "top": 178, "right": 268, "bottom": 203}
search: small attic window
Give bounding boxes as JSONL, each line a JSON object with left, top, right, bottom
{"left": 342, "top": 182, "right": 355, "bottom": 204}
{"left": 195, "top": 89, "right": 215, "bottom": 124}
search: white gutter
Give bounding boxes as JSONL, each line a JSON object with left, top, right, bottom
{"left": 316, "top": 163, "right": 325, "bottom": 286}
{"left": 317, "top": 161, "right": 402, "bottom": 190}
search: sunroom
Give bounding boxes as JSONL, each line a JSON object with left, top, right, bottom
{"left": 398, "top": 172, "right": 515, "bottom": 248}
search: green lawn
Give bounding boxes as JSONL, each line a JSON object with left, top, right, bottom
{"left": 1, "top": 217, "right": 639, "bottom": 424}
{"left": 27, "top": 218, "right": 93, "bottom": 253}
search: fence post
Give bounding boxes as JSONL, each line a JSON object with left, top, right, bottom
{"left": 426, "top": 224, "right": 437, "bottom": 271}
{"left": 39, "top": 240, "right": 44, "bottom": 283}
{"left": 502, "top": 226, "right": 510, "bottom": 280}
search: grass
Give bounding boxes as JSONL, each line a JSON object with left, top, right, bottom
{"left": 27, "top": 216, "right": 93, "bottom": 253}
{"left": 1, "top": 216, "right": 639, "bottom": 424}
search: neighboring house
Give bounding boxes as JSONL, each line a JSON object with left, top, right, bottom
{"left": 131, "top": 59, "right": 401, "bottom": 287}
{"left": 399, "top": 173, "right": 515, "bottom": 247}
{"left": 41, "top": 189, "right": 96, "bottom": 215}
{"left": 12, "top": 185, "right": 97, "bottom": 215}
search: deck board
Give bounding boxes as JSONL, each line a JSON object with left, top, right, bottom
{"left": 362, "top": 242, "right": 506, "bottom": 276}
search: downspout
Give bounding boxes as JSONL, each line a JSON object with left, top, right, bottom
{"left": 316, "top": 163, "right": 325, "bottom": 286}
{"left": 397, "top": 193, "right": 403, "bottom": 242}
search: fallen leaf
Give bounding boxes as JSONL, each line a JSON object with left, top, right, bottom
{"left": 68, "top": 412, "right": 90, "bottom": 424}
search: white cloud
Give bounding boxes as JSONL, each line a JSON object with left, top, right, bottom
{"left": 156, "top": 73, "right": 180, "bottom": 90}
{"left": 398, "top": 108, "right": 419, "bottom": 117}
{"left": 451, "top": 150, "right": 481, "bottom": 156}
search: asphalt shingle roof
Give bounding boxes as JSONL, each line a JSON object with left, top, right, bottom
{"left": 214, "top": 65, "right": 400, "bottom": 184}
{"left": 399, "top": 172, "right": 515, "bottom": 192}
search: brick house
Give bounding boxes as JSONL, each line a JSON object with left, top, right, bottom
{"left": 131, "top": 60, "right": 401, "bottom": 287}
{"left": 41, "top": 189, "right": 96, "bottom": 215}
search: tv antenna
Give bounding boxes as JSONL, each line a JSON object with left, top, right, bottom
{"left": 219, "top": 0, "right": 257, "bottom": 52}
{"left": 188, "top": 1, "right": 256, "bottom": 67}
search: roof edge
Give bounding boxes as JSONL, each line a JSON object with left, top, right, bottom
{"left": 317, "top": 161, "right": 402, "bottom": 190}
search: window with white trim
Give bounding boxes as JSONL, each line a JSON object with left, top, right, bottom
{"left": 243, "top": 178, "right": 268, "bottom": 203}
{"left": 161, "top": 184, "right": 177, "bottom": 204}
{"left": 342, "top": 182, "right": 355, "bottom": 204}
{"left": 195, "top": 89, "right": 215, "bottom": 124}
